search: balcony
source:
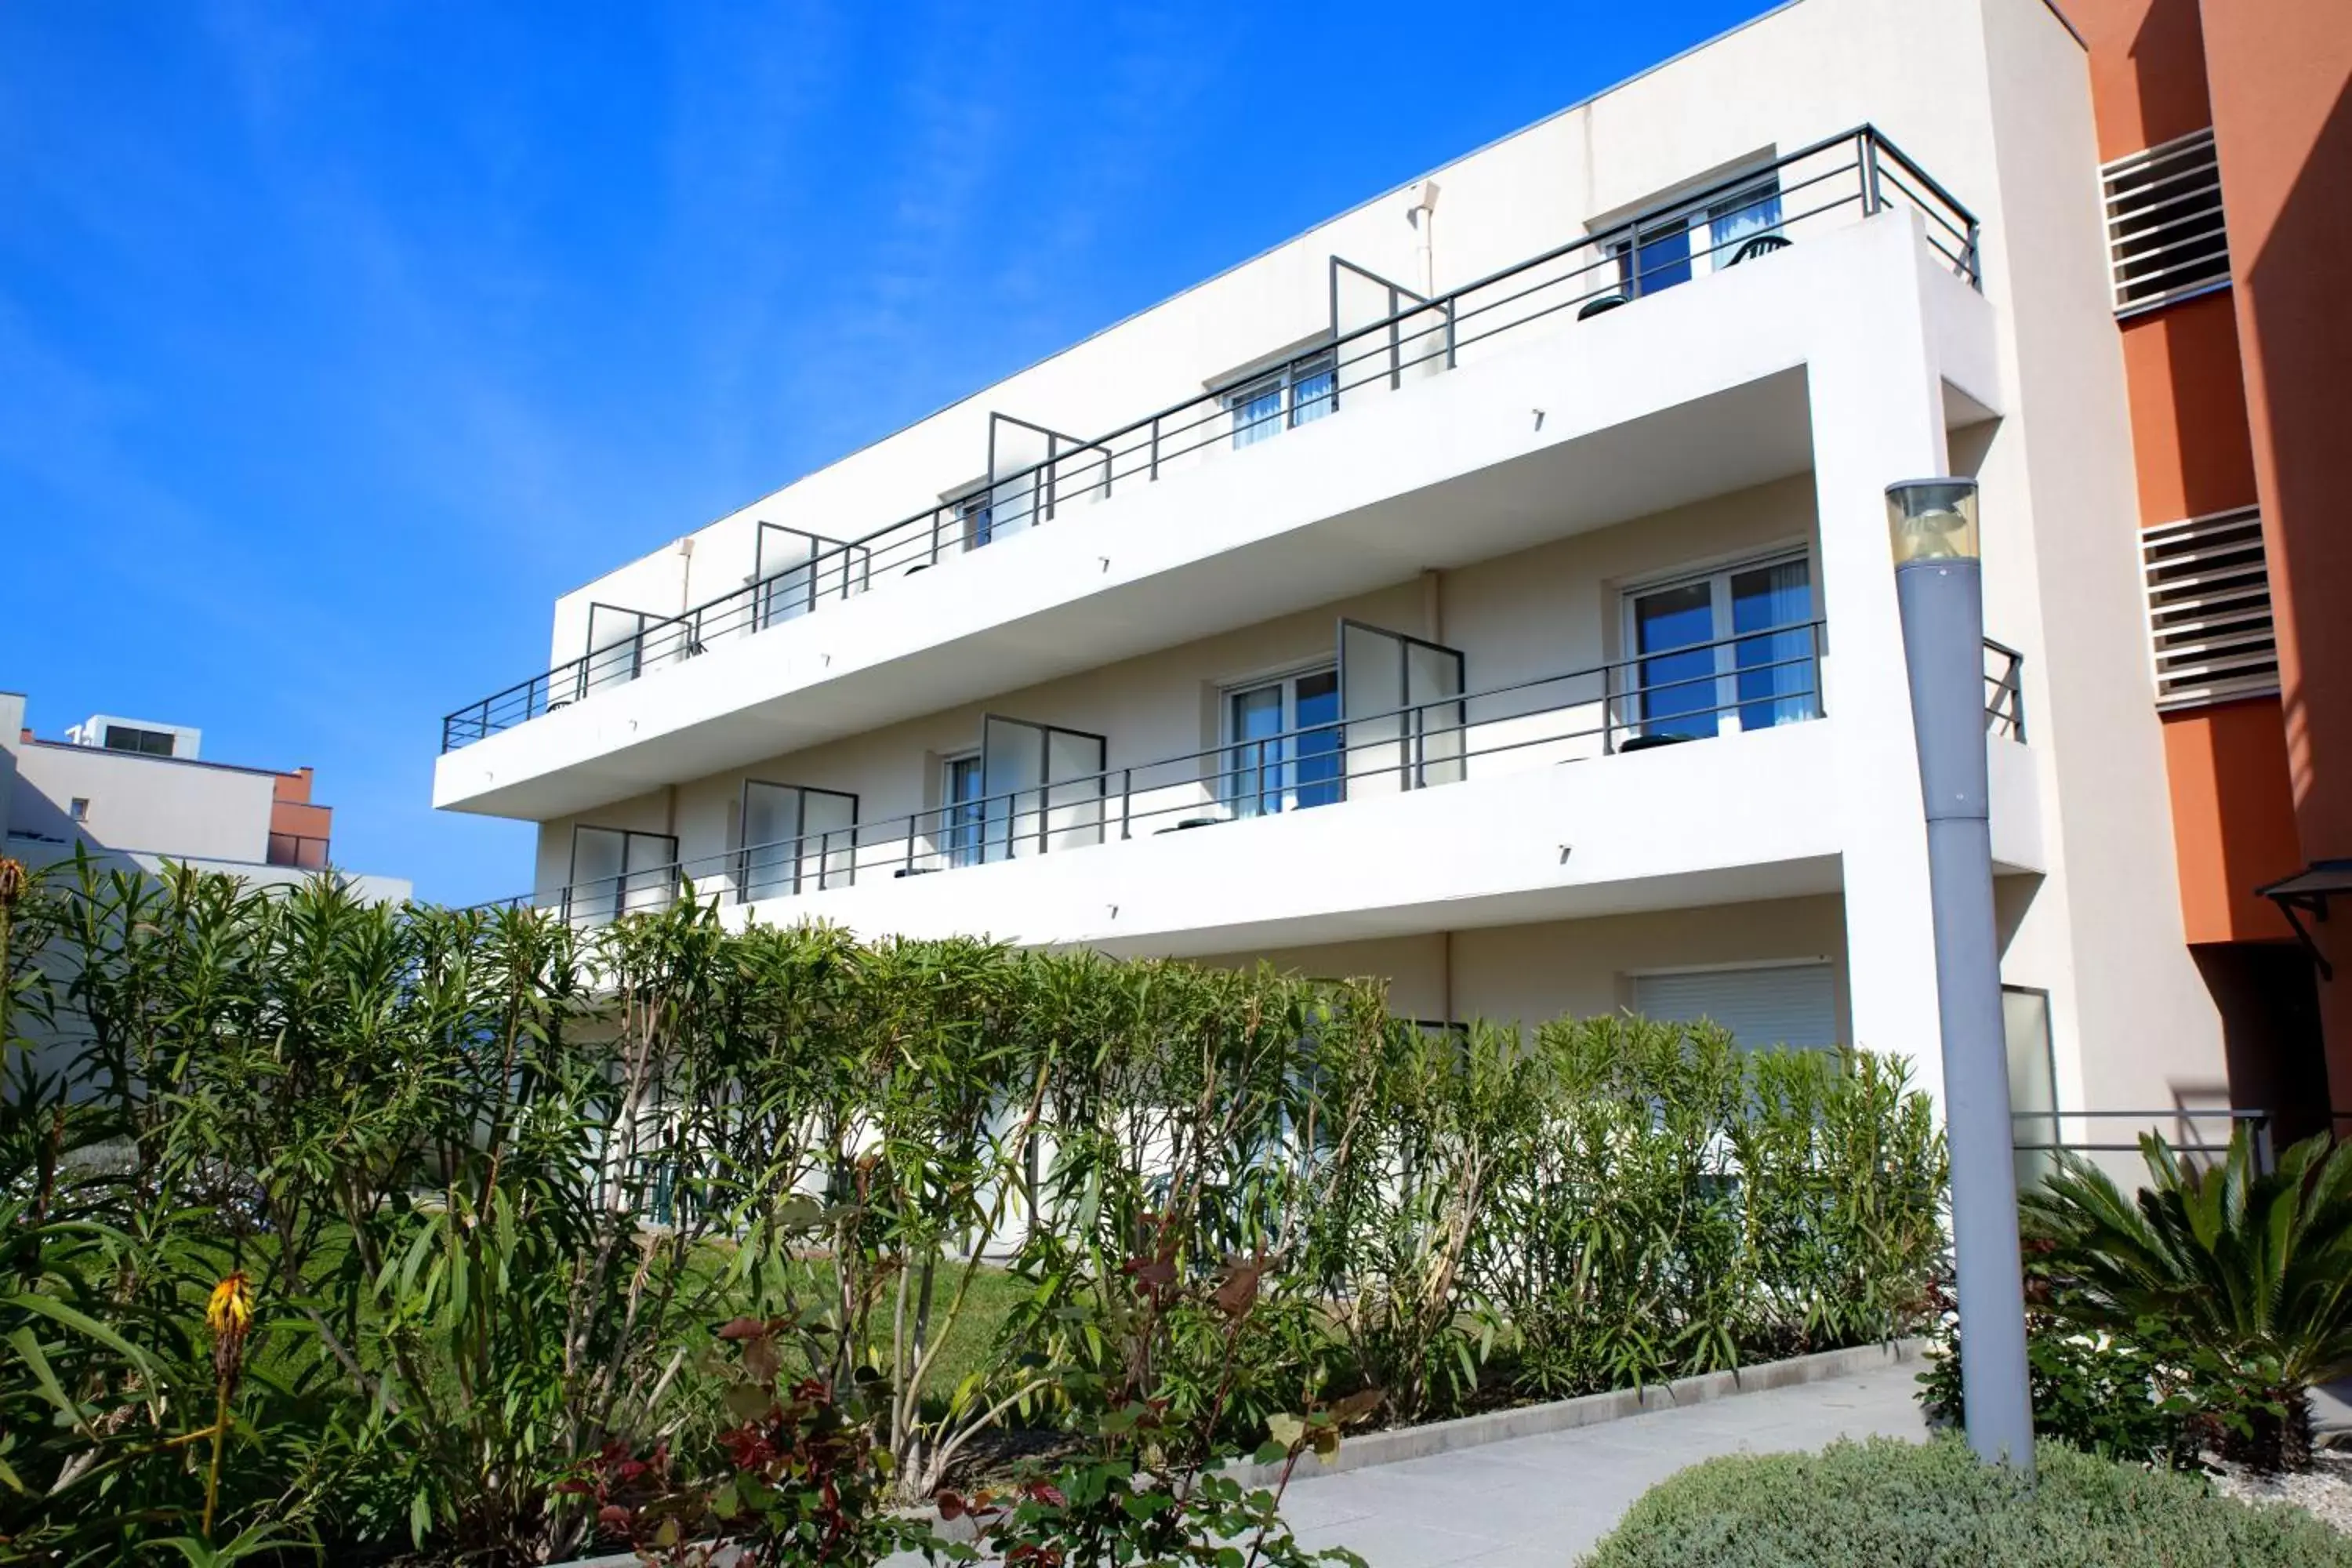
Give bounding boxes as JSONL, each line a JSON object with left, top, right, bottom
{"left": 442, "top": 128, "right": 1980, "bottom": 764}
{"left": 488, "top": 630, "right": 2033, "bottom": 942}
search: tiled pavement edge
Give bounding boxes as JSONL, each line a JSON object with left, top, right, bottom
{"left": 1276, "top": 1345, "right": 1931, "bottom": 1568}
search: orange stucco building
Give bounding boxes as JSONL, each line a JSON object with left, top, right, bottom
{"left": 2074, "top": 0, "right": 2351, "bottom": 1140}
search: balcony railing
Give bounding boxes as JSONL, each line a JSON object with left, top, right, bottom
{"left": 1983, "top": 637, "right": 2027, "bottom": 742}
{"left": 488, "top": 621, "right": 1834, "bottom": 923}
{"left": 443, "top": 126, "right": 1980, "bottom": 753}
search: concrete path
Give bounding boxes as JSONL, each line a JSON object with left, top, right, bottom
{"left": 1278, "top": 1360, "right": 1929, "bottom": 1568}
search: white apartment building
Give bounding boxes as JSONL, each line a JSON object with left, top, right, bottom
{"left": 431, "top": 0, "right": 2234, "bottom": 1142}
{"left": 3, "top": 692, "right": 411, "bottom": 903}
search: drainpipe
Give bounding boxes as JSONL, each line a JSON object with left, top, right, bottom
{"left": 1407, "top": 180, "right": 1441, "bottom": 299}
{"left": 677, "top": 536, "right": 695, "bottom": 613}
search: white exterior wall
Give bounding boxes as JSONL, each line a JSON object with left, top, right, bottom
{"left": 12, "top": 743, "right": 276, "bottom": 865}
{"left": 1190, "top": 895, "right": 1850, "bottom": 1037}
{"left": 528, "top": 475, "right": 1826, "bottom": 895}
{"left": 535, "top": 0, "right": 2042, "bottom": 676}
{"left": 439, "top": 0, "right": 2227, "bottom": 1124}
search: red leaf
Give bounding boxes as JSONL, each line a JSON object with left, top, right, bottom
{"left": 938, "top": 1490, "right": 967, "bottom": 1521}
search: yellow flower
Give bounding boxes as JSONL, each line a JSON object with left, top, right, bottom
{"left": 206, "top": 1272, "right": 254, "bottom": 1339}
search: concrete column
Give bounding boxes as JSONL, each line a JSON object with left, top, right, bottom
{"left": 1806, "top": 221, "right": 1954, "bottom": 1103}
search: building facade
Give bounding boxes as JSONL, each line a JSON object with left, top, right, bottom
{"left": 2071, "top": 0, "right": 2351, "bottom": 1144}
{"left": 2, "top": 693, "right": 411, "bottom": 903}
{"left": 433, "top": 0, "right": 2339, "bottom": 1146}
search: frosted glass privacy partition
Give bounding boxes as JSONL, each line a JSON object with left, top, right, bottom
{"left": 583, "top": 603, "right": 660, "bottom": 699}
{"left": 755, "top": 524, "right": 866, "bottom": 630}
{"left": 980, "top": 715, "right": 1107, "bottom": 862}
{"left": 1044, "top": 728, "right": 1108, "bottom": 851}
{"left": 568, "top": 826, "right": 678, "bottom": 927}
{"left": 986, "top": 413, "right": 1109, "bottom": 545}
{"left": 1339, "top": 619, "right": 1465, "bottom": 797}
{"left": 2004, "top": 988, "right": 2060, "bottom": 1192}
{"left": 739, "top": 782, "right": 858, "bottom": 902}
{"left": 985, "top": 416, "right": 1049, "bottom": 546}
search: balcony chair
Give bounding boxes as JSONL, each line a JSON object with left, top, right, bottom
{"left": 1725, "top": 234, "right": 1792, "bottom": 266}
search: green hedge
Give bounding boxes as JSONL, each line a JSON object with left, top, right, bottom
{"left": 0, "top": 862, "right": 1947, "bottom": 1564}
{"left": 1578, "top": 1436, "right": 2352, "bottom": 1567}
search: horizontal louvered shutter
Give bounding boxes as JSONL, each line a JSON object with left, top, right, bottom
{"left": 1632, "top": 964, "right": 1836, "bottom": 1050}
{"left": 2142, "top": 506, "right": 2278, "bottom": 708}
{"left": 2102, "top": 128, "right": 2230, "bottom": 316}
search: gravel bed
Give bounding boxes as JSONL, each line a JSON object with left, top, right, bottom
{"left": 2212, "top": 1449, "right": 2352, "bottom": 1536}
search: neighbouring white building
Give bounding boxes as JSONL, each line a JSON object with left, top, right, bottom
{"left": 2, "top": 692, "right": 411, "bottom": 904}
{"left": 430, "top": 0, "right": 2243, "bottom": 1150}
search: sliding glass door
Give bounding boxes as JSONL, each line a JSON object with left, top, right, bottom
{"left": 1225, "top": 667, "right": 1343, "bottom": 818}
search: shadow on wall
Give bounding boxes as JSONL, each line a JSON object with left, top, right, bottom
{"left": 2193, "top": 942, "right": 2328, "bottom": 1144}
{"left": 2240, "top": 71, "right": 2352, "bottom": 837}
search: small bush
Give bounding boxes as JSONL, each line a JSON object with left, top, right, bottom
{"left": 1918, "top": 1277, "right": 2203, "bottom": 1468}
{"left": 1577, "top": 1436, "right": 2352, "bottom": 1567}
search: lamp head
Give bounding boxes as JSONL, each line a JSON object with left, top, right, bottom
{"left": 1886, "top": 478, "right": 1980, "bottom": 565}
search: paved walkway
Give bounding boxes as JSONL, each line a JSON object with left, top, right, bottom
{"left": 1279, "top": 1362, "right": 1929, "bottom": 1568}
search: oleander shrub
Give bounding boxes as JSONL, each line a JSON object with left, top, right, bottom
{"left": 0, "top": 855, "right": 1947, "bottom": 1564}
{"left": 1577, "top": 1436, "right": 2352, "bottom": 1567}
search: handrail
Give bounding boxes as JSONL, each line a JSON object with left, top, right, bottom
{"left": 483, "top": 620, "right": 1836, "bottom": 918}
{"left": 442, "top": 126, "right": 1979, "bottom": 752}
{"left": 2011, "top": 1107, "right": 2275, "bottom": 1172}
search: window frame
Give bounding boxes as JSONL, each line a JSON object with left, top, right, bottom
{"left": 1619, "top": 545, "right": 1817, "bottom": 739}
{"left": 941, "top": 751, "right": 985, "bottom": 867}
{"left": 1218, "top": 661, "right": 1343, "bottom": 817}
{"left": 1606, "top": 173, "right": 1784, "bottom": 297}
{"left": 1221, "top": 350, "right": 1338, "bottom": 449}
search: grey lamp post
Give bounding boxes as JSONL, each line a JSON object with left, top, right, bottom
{"left": 1887, "top": 477, "right": 2034, "bottom": 1474}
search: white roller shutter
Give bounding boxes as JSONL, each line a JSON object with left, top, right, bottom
{"left": 1632, "top": 964, "right": 1837, "bottom": 1050}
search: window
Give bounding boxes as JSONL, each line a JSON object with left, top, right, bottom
{"left": 68, "top": 797, "right": 89, "bottom": 824}
{"left": 942, "top": 753, "right": 985, "bottom": 867}
{"left": 1624, "top": 553, "right": 1817, "bottom": 740}
{"left": 1223, "top": 666, "right": 1343, "bottom": 817}
{"left": 2102, "top": 127, "right": 2229, "bottom": 316}
{"left": 1610, "top": 176, "right": 1783, "bottom": 296}
{"left": 567, "top": 826, "right": 678, "bottom": 925}
{"left": 1631, "top": 963, "right": 1837, "bottom": 1049}
{"left": 956, "top": 490, "right": 994, "bottom": 551}
{"left": 267, "top": 833, "right": 328, "bottom": 869}
{"left": 102, "top": 724, "right": 176, "bottom": 757}
{"left": 1225, "top": 351, "right": 1336, "bottom": 448}
{"left": 2142, "top": 505, "right": 2277, "bottom": 707}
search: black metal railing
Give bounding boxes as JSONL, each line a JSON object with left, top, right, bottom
{"left": 2013, "top": 1107, "right": 2276, "bottom": 1174}
{"left": 443, "top": 126, "right": 1980, "bottom": 752}
{"left": 1983, "top": 637, "right": 2027, "bottom": 742}
{"left": 483, "top": 621, "right": 1850, "bottom": 923}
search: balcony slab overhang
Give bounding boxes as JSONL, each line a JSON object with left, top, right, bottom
{"left": 438, "top": 214, "right": 2001, "bottom": 822}
{"left": 699, "top": 715, "right": 2041, "bottom": 960}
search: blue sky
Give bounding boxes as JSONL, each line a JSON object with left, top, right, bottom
{"left": 0, "top": 1, "right": 1776, "bottom": 906}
